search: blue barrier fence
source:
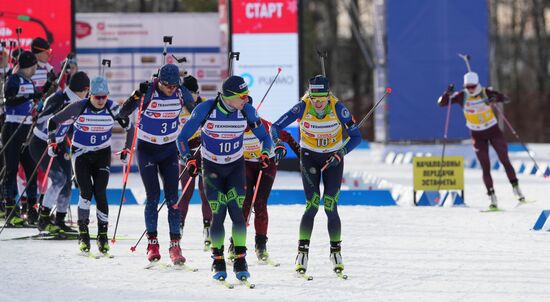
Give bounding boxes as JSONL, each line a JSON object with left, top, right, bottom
{"left": 69, "top": 189, "right": 396, "bottom": 206}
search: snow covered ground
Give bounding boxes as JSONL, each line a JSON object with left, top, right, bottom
{"left": 2, "top": 144, "right": 550, "bottom": 301}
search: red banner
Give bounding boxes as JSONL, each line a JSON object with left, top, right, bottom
{"left": 0, "top": 0, "right": 73, "bottom": 72}
{"left": 231, "top": 0, "right": 298, "bottom": 34}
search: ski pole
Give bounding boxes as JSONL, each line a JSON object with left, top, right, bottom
{"left": 171, "top": 146, "right": 203, "bottom": 210}
{"left": 24, "top": 53, "right": 75, "bottom": 147}
{"left": 171, "top": 54, "right": 187, "bottom": 78}
{"left": 171, "top": 174, "right": 195, "bottom": 210}
{"left": 316, "top": 49, "right": 328, "bottom": 76}
{"left": 0, "top": 105, "right": 37, "bottom": 157}
{"left": 256, "top": 67, "right": 282, "bottom": 111}
{"left": 228, "top": 51, "right": 240, "bottom": 76}
{"left": 0, "top": 147, "right": 50, "bottom": 236}
{"left": 242, "top": 71, "right": 283, "bottom": 224}
{"left": 434, "top": 85, "right": 454, "bottom": 205}
{"left": 162, "top": 36, "right": 173, "bottom": 65}
{"left": 130, "top": 200, "right": 166, "bottom": 252}
{"left": 111, "top": 88, "right": 146, "bottom": 244}
{"left": 131, "top": 147, "right": 202, "bottom": 249}
{"left": 246, "top": 170, "right": 263, "bottom": 227}
{"left": 100, "top": 59, "right": 111, "bottom": 77}
{"left": 15, "top": 28, "right": 22, "bottom": 61}
{"left": 242, "top": 70, "right": 284, "bottom": 222}
{"left": 41, "top": 52, "right": 75, "bottom": 98}
{"left": 458, "top": 53, "right": 472, "bottom": 72}
{"left": 7, "top": 41, "right": 15, "bottom": 69}
{"left": 321, "top": 87, "right": 392, "bottom": 171}
{"left": 492, "top": 104, "right": 547, "bottom": 178}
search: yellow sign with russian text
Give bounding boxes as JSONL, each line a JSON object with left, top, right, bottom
{"left": 413, "top": 156, "right": 464, "bottom": 191}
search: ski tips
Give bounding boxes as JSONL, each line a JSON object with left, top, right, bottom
{"left": 130, "top": 246, "right": 136, "bottom": 252}
{"left": 385, "top": 87, "right": 392, "bottom": 93}
{"left": 277, "top": 67, "right": 282, "bottom": 72}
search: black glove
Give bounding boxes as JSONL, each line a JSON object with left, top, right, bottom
{"left": 274, "top": 144, "right": 287, "bottom": 162}
{"left": 485, "top": 97, "right": 497, "bottom": 106}
{"left": 47, "top": 141, "right": 58, "bottom": 158}
{"left": 129, "top": 90, "right": 143, "bottom": 101}
{"left": 116, "top": 117, "right": 130, "bottom": 129}
{"left": 139, "top": 81, "right": 150, "bottom": 94}
{"left": 120, "top": 148, "right": 130, "bottom": 164}
{"left": 47, "top": 70, "right": 57, "bottom": 82}
{"left": 259, "top": 152, "right": 270, "bottom": 170}
{"left": 446, "top": 84, "right": 454, "bottom": 92}
{"left": 325, "top": 149, "right": 345, "bottom": 169}
{"left": 47, "top": 140, "right": 66, "bottom": 157}
{"left": 29, "top": 92, "right": 43, "bottom": 102}
{"left": 180, "top": 153, "right": 199, "bottom": 177}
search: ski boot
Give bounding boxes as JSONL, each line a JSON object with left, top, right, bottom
{"left": 78, "top": 222, "right": 91, "bottom": 252}
{"left": 169, "top": 234, "right": 186, "bottom": 265}
{"left": 37, "top": 206, "right": 62, "bottom": 234}
{"left": 146, "top": 233, "right": 161, "bottom": 262}
{"left": 55, "top": 212, "right": 78, "bottom": 235}
{"left": 97, "top": 223, "right": 110, "bottom": 254}
{"left": 233, "top": 246, "right": 250, "bottom": 280}
{"left": 255, "top": 234, "right": 269, "bottom": 261}
{"left": 295, "top": 240, "right": 310, "bottom": 274}
{"left": 488, "top": 188, "right": 498, "bottom": 210}
{"left": 512, "top": 181, "right": 526, "bottom": 203}
{"left": 330, "top": 241, "right": 345, "bottom": 273}
{"left": 0, "top": 200, "right": 5, "bottom": 218}
{"left": 5, "top": 199, "right": 25, "bottom": 227}
{"left": 228, "top": 237, "right": 236, "bottom": 261}
{"left": 20, "top": 197, "right": 28, "bottom": 219}
{"left": 212, "top": 247, "right": 227, "bottom": 280}
{"left": 203, "top": 219, "right": 212, "bottom": 250}
{"left": 25, "top": 201, "right": 39, "bottom": 226}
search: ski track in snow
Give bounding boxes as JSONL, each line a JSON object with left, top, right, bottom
{"left": 2, "top": 146, "right": 550, "bottom": 301}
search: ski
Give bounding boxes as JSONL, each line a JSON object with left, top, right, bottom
{"left": 79, "top": 251, "right": 100, "bottom": 259}
{"left": 144, "top": 260, "right": 197, "bottom": 272}
{"left": 98, "top": 252, "right": 115, "bottom": 259}
{"left": 2, "top": 223, "right": 39, "bottom": 229}
{"left": 214, "top": 277, "right": 234, "bottom": 289}
{"left": 296, "top": 271, "right": 313, "bottom": 281}
{"left": 1, "top": 233, "right": 75, "bottom": 241}
{"left": 515, "top": 199, "right": 536, "bottom": 208}
{"left": 335, "top": 270, "right": 348, "bottom": 280}
{"left": 144, "top": 260, "right": 164, "bottom": 269}
{"left": 203, "top": 241, "right": 211, "bottom": 252}
{"left": 173, "top": 263, "right": 198, "bottom": 272}
{"left": 258, "top": 257, "right": 280, "bottom": 267}
{"left": 480, "top": 208, "right": 505, "bottom": 213}
{"left": 238, "top": 277, "right": 256, "bottom": 289}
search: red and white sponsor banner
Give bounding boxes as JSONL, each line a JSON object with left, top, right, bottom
{"left": 230, "top": 0, "right": 300, "bottom": 123}
{"left": 232, "top": 0, "right": 298, "bottom": 34}
{"left": 0, "top": 0, "right": 73, "bottom": 72}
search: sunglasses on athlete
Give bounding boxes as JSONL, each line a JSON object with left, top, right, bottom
{"left": 308, "top": 93, "right": 329, "bottom": 103}
{"left": 226, "top": 90, "right": 249, "bottom": 100}
{"left": 33, "top": 47, "right": 52, "bottom": 55}
{"left": 161, "top": 81, "right": 178, "bottom": 89}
